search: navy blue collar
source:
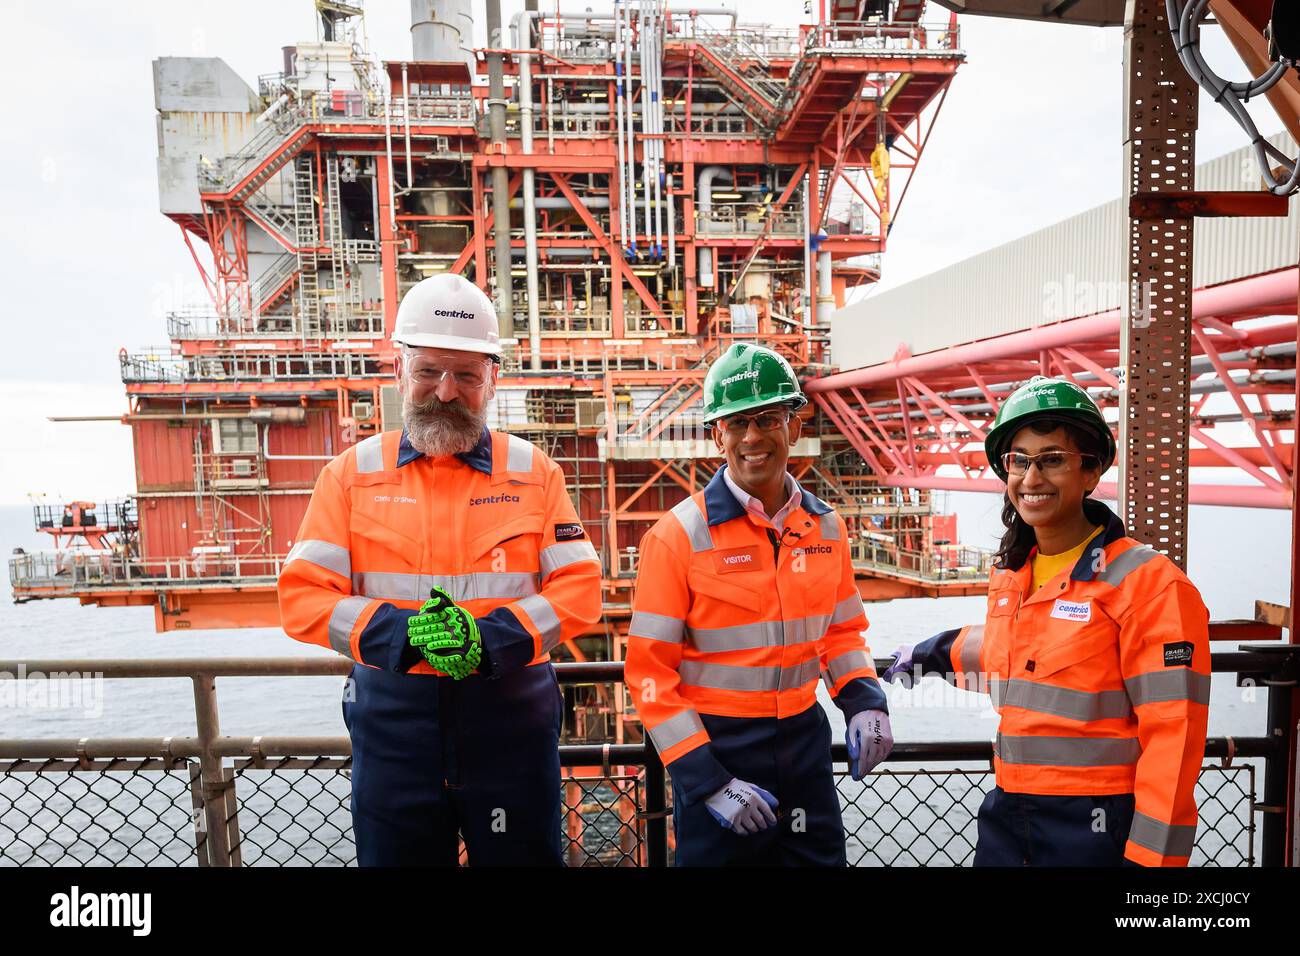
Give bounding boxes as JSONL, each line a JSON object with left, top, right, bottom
{"left": 397, "top": 426, "right": 494, "bottom": 476}
{"left": 1069, "top": 497, "right": 1130, "bottom": 581}
{"left": 702, "top": 464, "right": 833, "bottom": 527}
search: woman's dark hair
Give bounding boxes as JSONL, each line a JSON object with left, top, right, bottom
{"left": 993, "top": 417, "right": 1106, "bottom": 570}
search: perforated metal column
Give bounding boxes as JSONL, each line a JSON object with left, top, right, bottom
{"left": 1120, "top": 0, "right": 1199, "bottom": 569}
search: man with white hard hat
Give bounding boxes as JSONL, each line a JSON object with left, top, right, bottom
{"left": 279, "top": 273, "right": 603, "bottom": 866}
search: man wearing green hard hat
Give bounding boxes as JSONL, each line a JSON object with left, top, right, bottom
{"left": 883, "top": 376, "right": 1211, "bottom": 867}
{"left": 625, "top": 342, "right": 892, "bottom": 865}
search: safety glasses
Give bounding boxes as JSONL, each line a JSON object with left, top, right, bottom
{"left": 405, "top": 359, "right": 494, "bottom": 390}
{"left": 1002, "top": 451, "right": 1096, "bottom": 476}
{"left": 716, "top": 409, "right": 791, "bottom": 435}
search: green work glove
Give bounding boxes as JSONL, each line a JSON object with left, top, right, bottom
{"left": 406, "top": 586, "right": 483, "bottom": 680}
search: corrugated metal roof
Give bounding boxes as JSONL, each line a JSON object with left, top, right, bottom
{"left": 831, "top": 132, "right": 1300, "bottom": 370}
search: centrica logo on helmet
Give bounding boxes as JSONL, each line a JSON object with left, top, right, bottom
{"left": 720, "top": 369, "right": 760, "bottom": 387}
{"left": 433, "top": 309, "right": 476, "bottom": 321}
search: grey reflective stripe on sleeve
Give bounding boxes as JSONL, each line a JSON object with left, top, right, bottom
{"left": 995, "top": 733, "right": 1141, "bottom": 767}
{"left": 958, "top": 624, "right": 985, "bottom": 675}
{"left": 647, "top": 709, "right": 706, "bottom": 752}
{"left": 327, "top": 596, "right": 369, "bottom": 659}
{"left": 628, "top": 611, "right": 684, "bottom": 644}
{"left": 686, "top": 614, "right": 829, "bottom": 653}
{"left": 1127, "top": 811, "right": 1197, "bottom": 858}
{"left": 1097, "top": 544, "right": 1159, "bottom": 586}
{"left": 679, "top": 657, "right": 822, "bottom": 692}
{"left": 354, "top": 434, "right": 386, "bottom": 474}
{"left": 819, "top": 512, "right": 840, "bottom": 541}
{"left": 670, "top": 497, "right": 713, "bottom": 552}
{"left": 506, "top": 433, "right": 535, "bottom": 472}
{"left": 829, "top": 593, "right": 865, "bottom": 626}
{"left": 539, "top": 540, "right": 599, "bottom": 579}
{"left": 1126, "top": 669, "right": 1211, "bottom": 707}
{"left": 822, "top": 649, "right": 871, "bottom": 687}
{"left": 997, "top": 679, "right": 1134, "bottom": 722}
{"left": 515, "top": 592, "right": 562, "bottom": 651}
{"left": 284, "top": 539, "right": 351, "bottom": 579}
{"left": 352, "top": 571, "right": 539, "bottom": 603}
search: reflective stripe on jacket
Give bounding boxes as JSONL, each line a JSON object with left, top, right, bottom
{"left": 911, "top": 498, "right": 1210, "bottom": 867}
{"left": 626, "top": 466, "right": 887, "bottom": 803}
{"left": 277, "top": 427, "right": 602, "bottom": 676}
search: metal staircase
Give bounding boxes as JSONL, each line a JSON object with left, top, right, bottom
{"left": 293, "top": 157, "right": 322, "bottom": 338}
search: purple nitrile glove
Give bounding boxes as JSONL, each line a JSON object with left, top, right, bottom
{"left": 705, "top": 777, "right": 779, "bottom": 835}
{"left": 846, "top": 709, "right": 893, "bottom": 781}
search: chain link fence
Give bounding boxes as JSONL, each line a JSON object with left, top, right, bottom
{"left": 0, "top": 757, "right": 1260, "bottom": 867}
{"left": 0, "top": 653, "right": 1289, "bottom": 866}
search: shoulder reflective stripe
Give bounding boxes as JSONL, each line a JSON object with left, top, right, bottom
{"left": 327, "top": 596, "right": 369, "bottom": 659}
{"left": 648, "top": 710, "right": 706, "bottom": 752}
{"left": 284, "top": 539, "right": 351, "bottom": 579}
{"left": 539, "top": 540, "right": 599, "bottom": 579}
{"left": 819, "top": 512, "right": 840, "bottom": 541}
{"left": 1126, "top": 669, "right": 1211, "bottom": 707}
{"left": 997, "top": 678, "right": 1133, "bottom": 722}
{"left": 354, "top": 434, "right": 386, "bottom": 474}
{"left": 686, "top": 614, "right": 829, "bottom": 653}
{"left": 958, "top": 624, "right": 985, "bottom": 675}
{"left": 352, "top": 571, "right": 539, "bottom": 603}
{"left": 670, "top": 497, "right": 713, "bottom": 553}
{"left": 629, "top": 611, "right": 685, "bottom": 644}
{"left": 829, "top": 593, "right": 865, "bottom": 626}
{"left": 515, "top": 593, "right": 562, "bottom": 652}
{"left": 1127, "top": 811, "right": 1197, "bottom": 858}
{"left": 506, "top": 433, "right": 535, "bottom": 472}
{"left": 1097, "top": 544, "right": 1159, "bottom": 586}
{"left": 995, "top": 733, "right": 1140, "bottom": 767}
{"left": 823, "top": 649, "right": 871, "bottom": 686}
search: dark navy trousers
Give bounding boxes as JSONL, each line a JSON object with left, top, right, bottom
{"left": 343, "top": 661, "right": 564, "bottom": 867}
{"left": 672, "top": 703, "right": 847, "bottom": 866}
{"left": 974, "top": 786, "right": 1136, "bottom": 866}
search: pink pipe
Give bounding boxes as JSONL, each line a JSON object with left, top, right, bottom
{"left": 879, "top": 475, "right": 1290, "bottom": 510}
{"left": 807, "top": 268, "right": 1299, "bottom": 393}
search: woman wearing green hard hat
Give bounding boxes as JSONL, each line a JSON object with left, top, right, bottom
{"left": 882, "top": 376, "right": 1211, "bottom": 867}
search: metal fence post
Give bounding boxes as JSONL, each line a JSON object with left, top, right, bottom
{"left": 1262, "top": 652, "right": 1298, "bottom": 867}
{"left": 192, "top": 672, "right": 236, "bottom": 867}
{"left": 642, "top": 741, "right": 668, "bottom": 867}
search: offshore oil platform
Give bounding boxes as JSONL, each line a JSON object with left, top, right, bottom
{"left": 9, "top": 0, "right": 974, "bottom": 723}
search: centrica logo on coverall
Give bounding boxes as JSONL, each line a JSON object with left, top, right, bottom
{"left": 470, "top": 494, "right": 520, "bottom": 506}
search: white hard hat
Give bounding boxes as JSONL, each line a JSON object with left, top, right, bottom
{"left": 392, "top": 273, "right": 502, "bottom": 357}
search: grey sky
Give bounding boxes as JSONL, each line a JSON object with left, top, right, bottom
{"left": 0, "top": 1, "right": 1286, "bottom": 503}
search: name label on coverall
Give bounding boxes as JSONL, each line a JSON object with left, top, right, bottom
{"left": 714, "top": 547, "right": 760, "bottom": 573}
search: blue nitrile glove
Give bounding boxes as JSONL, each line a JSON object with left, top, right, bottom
{"left": 880, "top": 644, "right": 915, "bottom": 686}
{"left": 705, "top": 778, "right": 779, "bottom": 835}
{"left": 846, "top": 709, "right": 893, "bottom": 780}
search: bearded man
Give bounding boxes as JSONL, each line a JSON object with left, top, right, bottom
{"left": 277, "top": 274, "right": 603, "bottom": 866}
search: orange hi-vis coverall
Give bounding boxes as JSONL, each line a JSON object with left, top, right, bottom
{"left": 276, "top": 427, "right": 602, "bottom": 865}
{"left": 278, "top": 427, "right": 602, "bottom": 676}
{"left": 626, "top": 466, "right": 886, "bottom": 863}
{"left": 909, "top": 499, "right": 1210, "bottom": 866}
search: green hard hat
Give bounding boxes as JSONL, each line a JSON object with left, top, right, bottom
{"left": 701, "top": 343, "right": 808, "bottom": 424}
{"left": 984, "top": 376, "right": 1116, "bottom": 481}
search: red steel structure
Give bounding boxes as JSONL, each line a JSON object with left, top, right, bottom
{"left": 808, "top": 268, "right": 1299, "bottom": 510}
{"left": 9, "top": 0, "right": 971, "bottom": 679}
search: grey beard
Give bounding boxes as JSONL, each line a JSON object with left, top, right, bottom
{"left": 403, "top": 395, "right": 487, "bottom": 457}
